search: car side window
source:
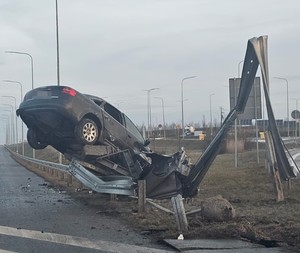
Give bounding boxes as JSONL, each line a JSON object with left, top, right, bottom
{"left": 104, "top": 103, "right": 123, "bottom": 125}
{"left": 92, "top": 99, "right": 102, "bottom": 107}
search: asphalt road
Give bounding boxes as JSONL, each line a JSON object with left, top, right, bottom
{"left": 0, "top": 146, "right": 173, "bottom": 253}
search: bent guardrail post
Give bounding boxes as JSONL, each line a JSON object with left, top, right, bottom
{"left": 138, "top": 180, "right": 146, "bottom": 213}
{"left": 171, "top": 194, "right": 188, "bottom": 234}
{"left": 265, "top": 131, "right": 284, "bottom": 201}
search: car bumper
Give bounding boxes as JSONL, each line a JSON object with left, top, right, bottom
{"left": 17, "top": 99, "right": 78, "bottom": 132}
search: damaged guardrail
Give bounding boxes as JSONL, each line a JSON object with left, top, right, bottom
{"left": 6, "top": 148, "right": 135, "bottom": 196}
{"left": 182, "top": 35, "right": 299, "bottom": 197}
{"left": 6, "top": 147, "right": 190, "bottom": 234}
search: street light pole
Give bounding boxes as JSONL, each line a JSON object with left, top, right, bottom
{"left": 209, "top": 93, "right": 215, "bottom": 137}
{"left": 274, "top": 77, "right": 289, "bottom": 137}
{"left": 5, "top": 51, "right": 34, "bottom": 90}
{"left": 238, "top": 60, "right": 244, "bottom": 78}
{"left": 3, "top": 80, "right": 24, "bottom": 154}
{"left": 1, "top": 96, "right": 18, "bottom": 153}
{"left": 3, "top": 80, "right": 24, "bottom": 155}
{"left": 291, "top": 98, "right": 300, "bottom": 138}
{"left": 143, "top": 88, "right": 159, "bottom": 138}
{"left": 154, "top": 97, "right": 166, "bottom": 139}
{"left": 0, "top": 105, "right": 15, "bottom": 146}
{"left": 55, "top": 0, "right": 62, "bottom": 163}
{"left": 55, "top": 0, "right": 60, "bottom": 86}
{"left": 0, "top": 116, "right": 10, "bottom": 144}
{"left": 6, "top": 50, "right": 35, "bottom": 157}
{"left": 181, "top": 76, "right": 197, "bottom": 139}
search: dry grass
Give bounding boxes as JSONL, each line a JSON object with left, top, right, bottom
{"left": 124, "top": 148, "right": 300, "bottom": 251}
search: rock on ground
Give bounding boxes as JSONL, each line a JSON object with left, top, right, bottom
{"left": 200, "top": 195, "right": 236, "bottom": 221}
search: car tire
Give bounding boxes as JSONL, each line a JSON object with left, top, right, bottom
{"left": 75, "top": 118, "right": 99, "bottom": 145}
{"left": 27, "top": 128, "right": 48, "bottom": 149}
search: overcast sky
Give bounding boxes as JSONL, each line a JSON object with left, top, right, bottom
{"left": 0, "top": 0, "right": 300, "bottom": 143}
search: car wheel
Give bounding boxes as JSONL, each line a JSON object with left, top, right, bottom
{"left": 75, "top": 118, "right": 99, "bottom": 145}
{"left": 27, "top": 128, "right": 48, "bottom": 149}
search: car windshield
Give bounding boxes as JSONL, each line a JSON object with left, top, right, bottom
{"left": 124, "top": 114, "right": 145, "bottom": 144}
{"left": 24, "top": 86, "right": 62, "bottom": 100}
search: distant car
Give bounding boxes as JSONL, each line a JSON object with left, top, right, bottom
{"left": 17, "top": 85, "right": 150, "bottom": 155}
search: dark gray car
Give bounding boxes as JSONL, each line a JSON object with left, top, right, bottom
{"left": 17, "top": 85, "right": 150, "bottom": 155}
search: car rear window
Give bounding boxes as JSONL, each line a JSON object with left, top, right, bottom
{"left": 24, "top": 87, "right": 62, "bottom": 100}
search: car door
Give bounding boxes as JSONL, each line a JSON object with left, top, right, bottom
{"left": 102, "top": 103, "right": 127, "bottom": 149}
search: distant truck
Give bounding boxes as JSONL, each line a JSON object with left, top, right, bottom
{"left": 184, "top": 125, "right": 195, "bottom": 136}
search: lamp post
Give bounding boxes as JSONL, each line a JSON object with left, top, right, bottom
{"left": 238, "top": 60, "right": 244, "bottom": 78}
{"left": 209, "top": 93, "right": 215, "bottom": 137}
{"left": 2, "top": 110, "right": 14, "bottom": 146}
{"left": 1, "top": 96, "right": 18, "bottom": 153}
{"left": 154, "top": 97, "right": 166, "bottom": 139}
{"left": 6, "top": 50, "right": 35, "bottom": 157}
{"left": 0, "top": 106, "right": 14, "bottom": 146}
{"left": 2, "top": 80, "right": 23, "bottom": 99}
{"left": 3, "top": 80, "right": 24, "bottom": 155}
{"left": 0, "top": 115, "right": 11, "bottom": 144}
{"left": 5, "top": 51, "right": 34, "bottom": 90}
{"left": 274, "top": 77, "right": 289, "bottom": 137}
{"left": 55, "top": 0, "right": 60, "bottom": 86}
{"left": 291, "top": 98, "right": 300, "bottom": 110}
{"left": 236, "top": 59, "right": 244, "bottom": 166}
{"left": 291, "top": 98, "right": 300, "bottom": 138}
{"left": 143, "top": 88, "right": 159, "bottom": 138}
{"left": 55, "top": 0, "right": 62, "bottom": 164}
{"left": 181, "top": 76, "right": 197, "bottom": 139}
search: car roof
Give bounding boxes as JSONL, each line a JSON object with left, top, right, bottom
{"left": 84, "top": 94, "right": 119, "bottom": 111}
{"left": 84, "top": 94, "right": 105, "bottom": 102}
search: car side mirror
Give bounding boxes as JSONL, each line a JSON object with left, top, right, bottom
{"left": 144, "top": 139, "right": 150, "bottom": 146}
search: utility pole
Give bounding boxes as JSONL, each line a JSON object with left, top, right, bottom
{"left": 220, "top": 107, "right": 224, "bottom": 125}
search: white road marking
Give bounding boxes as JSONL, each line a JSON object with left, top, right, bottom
{"left": 0, "top": 250, "right": 17, "bottom": 253}
{"left": 0, "top": 225, "right": 173, "bottom": 253}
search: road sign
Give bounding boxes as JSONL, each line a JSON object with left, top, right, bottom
{"left": 291, "top": 110, "right": 300, "bottom": 119}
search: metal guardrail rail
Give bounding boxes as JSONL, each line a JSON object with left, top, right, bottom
{"left": 7, "top": 148, "right": 135, "bottom": 196}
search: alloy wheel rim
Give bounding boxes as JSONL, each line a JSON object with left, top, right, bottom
{"left": 83, "top": 122, "right": 96, "bottom": 142}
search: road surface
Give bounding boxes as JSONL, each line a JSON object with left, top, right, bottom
{"left": 0, "top": 146, "right": 172, "bottom": 253}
